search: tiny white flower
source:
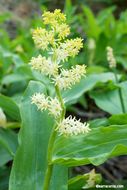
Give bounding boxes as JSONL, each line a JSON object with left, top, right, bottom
{"left": 31, "top": 93, "right": 49, "bottom": 111}
{"left": 58, "top": 115, "right": 91, "bottom": 136}
{"left": 45, "top": 58, "right": 59, "bottom": 76}
{"left": 54, "top": 65, "right": 86, "bottom": 90}
{"left": 48, "top": 97, "right": 62, "bottom": 118}
{"left": 60, "top": 38, "right": 83, "bottom": 57}
{"left": 55, "top": 48, "right": 69, "bottom": 63}
{"left": 32, "top": 28, "right": 54, "bottom": 50}
{"left": 54, "top": 38, "right": 83, "bottom": 63}
{"left": 31, "top": 93, "right": 62, "bottom": 118}
{"left": 29, "top": 55, "right": 59, "bottom": 77}
{"left": 106, "top": 46, "right": 116, "bottom": 68}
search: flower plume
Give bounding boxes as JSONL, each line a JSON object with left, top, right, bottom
{"left": 106, "top": 46, "right": 116, "bottom": 68}
{"left": 30, "top": 9, "right": 90, "bottom": 137}
{"left": 58, "top": 116, "right": 91, "bottom": 136}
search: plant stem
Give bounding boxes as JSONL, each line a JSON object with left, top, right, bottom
{"left": 43, "top": 127, "right": 57, "bottom": 190}
{"left": 88, "top": 49, "right": 95, "bottom": 66}
{"left": 113, "top": 68, "right": 125, "bottom": 113}
{"left": 43, "top": 84, "right": 65, "bottom": 190}
{"left": 55, "top": 85, "right": 66, "bottom": 119}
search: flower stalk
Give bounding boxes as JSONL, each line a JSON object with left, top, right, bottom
{"left": 88, "top": 38, "right": 96, "bottom": 66}
{"left": 113, "top": 68, "right": 125, "bottom": 113}
{"left": 55, "top": 84, "right": 66, "bottom": 119}
{"left": 106, "top": 46, "right": 125, "bottom": 113}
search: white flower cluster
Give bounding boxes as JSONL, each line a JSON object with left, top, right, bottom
{"left": 55, "top": 48, "right": 69, "bottom": 63}
{"left": 30, "top": 10, "right": 90, "bottom": 137}
{"left": 32, "top": 28, "right": 54, "bottom": 50}
{"left": 31, "top": 93, "right": 62, "bottom": 118}
{"left": 56, "top": 23, "right": 70, "bottom": 39}
{"left": 106, "top": 46, "right": 116, "bottom": 68}
{"left": 58, "top": 116, "right": 91, "bottom": 136}
{"left": 29, "top": 55, "right": 59, "bottom": 77}
{"left": 48, "top": 97, "right": 62, "bottom": 118}
{"left": 42, "top": 9, "right": 70, "bottom": 40}
{"left": 55, "top": 38, "right": 83, "bottom": 62}
{"left": 55, "top": 65, "right": 86, "bottom": 90}
{"left": 30, "top": 10, "right": 86, "bottom": 91}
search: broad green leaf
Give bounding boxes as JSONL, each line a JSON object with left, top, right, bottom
{"left": 2, "top": 74, "right": 29, "bottom": 85}
{"left": 9, "top": 81, "right": 68, "bottom": 190}
{"left": 82, "top": 6, "right": 100, "bottom": 39}
{"left": 0, "top": 95, "right": 21, "bottom": 121}
{"left": 63, "top": 72, "right": 118, "bottom": 105}
{"left": 0, "top": 144, "right": 12, "bottom": 166}
{"left": 0, "top": 46, "right": 24, "bottom": 68}
{"left": 89, "top": 118, "right": 109, "bottom": 128}
{"left": 12, "top": 55, "right": 24, "bottom": 67}
{"left": 64, "top": 0, "right": 77, "bottom": 24}
{"left": 90, "top": 81, "right": 127, "bottom": 114}
{"left": 109, "top": 114, "right": 127, "bottom": 125}
{"left": 2, "top": 66, "right": 33, "bottom": 85}
{"left": 53, "top": 125, "right": 127, "bottom": 166}
{"left": 0, "top": 128, "right": 18, "bottom": 166}
{"left": 97, "top": 6, "right": 116, "bottom": 25}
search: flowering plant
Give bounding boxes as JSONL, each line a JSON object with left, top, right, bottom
{"left": 8, "top": 9, "right": 127, "bottom": 190}
{"left": 30, "top": 9, "right": 91, "bottom": 189}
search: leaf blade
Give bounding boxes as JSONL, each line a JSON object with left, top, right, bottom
{"left": 0, "top": 95, "right": 21, "bottom": 121}
{"left": 53, "top": 125, "right": 127, "bottom": 166}
{"left": 9, "top": 81, "right": 68, "bottom": 190}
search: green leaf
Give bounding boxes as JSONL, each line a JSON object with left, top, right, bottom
{"left": 2, "top": 66, "right": 33, "bottom": 85}
{"left": 9, "top": 81, "right": 68, "bottom": 190}
{"left": 0, "top": 95, "right": 21, "bottom": 121}
{"left": 89, "top": 118, "right": 109, "bottom": 128}
{"left": 53, "top": 125, "right": 127, "bottom": 166}
{"left": 90, "top": 81, "right": 127, "bottom": 114}
{"left": 2, "top": 74, "right": 28, "bottom": 85}
{"left": 0, "top": 167, "right": 10, "bottom": 190}
{"left": 64, "top": 0, "right": 77, "bottom": 24}
{"left": 97, "top": 6, "right": 116, "bottom": 25}
{"left": 109, "top": 113, "right": 127, "bottom": 125}
{"left": 63, "top": 72, "right": 118, "bottom": 105}
{"left": 69, "top": 174, "right": 89, "bottom": 190}
{"left": 0, "top": 144, "right": 12, "bottom": 166}
{"left": 0, "top": 128, "right": 18, "bottom": 166}
{"left": 82, "top": 6, "right": 100, "bottom": 39}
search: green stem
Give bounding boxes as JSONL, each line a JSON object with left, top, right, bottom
{"left": 88, "top": 49, "right": 95, "bottom": 66}
{"left": 113, "top": 68, "right": 125, "bottom": 113}
{"left": 43, "top": 127, "right": 57, "bottom": 190}
{"left": 43, "top": 85, "right": 65, "bottom": 190}
{"left": 55, "top": 85, "right": 66, "bottom": 119}
{"left": 43, "top": 164, "right": 53, "bottom": 190}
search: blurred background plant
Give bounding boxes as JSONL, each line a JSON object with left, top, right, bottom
{"left": 0, "top": 0, "right": 127, "bottom": 189}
